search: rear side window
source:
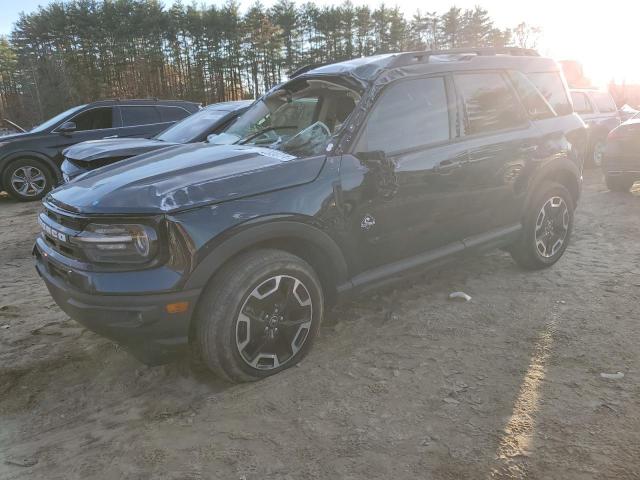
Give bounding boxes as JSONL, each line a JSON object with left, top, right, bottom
{"left": 70, "top": 107, "right": 114, "bottom": 131}
{"left": 508, "top": 71, "right": 556, "bottom": 120}
{"left": 571, "top": 92, "right": 593, "bottom": 114}
{"left": 527, "top": 72, "right": 572, "bottom": 116}
{"left": 455, "top": 73, "right": 526, "bottom": 135}
{"left": 356, "top": 77, "right": 450, "bottom": 153}
{"left": 121, "top": 106, "right": 161, "bottom": 126}
{"left": 590, "top": 92, "right": 617, "bottom": 113}
{"left": 158, "top": 106, "right": 190, "bottom": 122}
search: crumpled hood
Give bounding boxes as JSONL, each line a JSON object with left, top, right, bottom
{"left": 49, "top": 143, "right": 326, "bottom": 214}
{"left": 64, "top": 138, "right": 176, "bottom": 162}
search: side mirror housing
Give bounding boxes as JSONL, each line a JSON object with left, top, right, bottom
{"left": 58, "top": 121, "right": 76, "bottom": 134}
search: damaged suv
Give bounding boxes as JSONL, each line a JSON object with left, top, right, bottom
{"left": 35, "top": 48, "right": 587, "bottom": 382}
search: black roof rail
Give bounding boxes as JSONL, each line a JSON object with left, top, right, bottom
{"left": 288, "top": 63, "right": 328, "bottom": 78}
{"left": 390, "top": 47, "right": 540, "bottom": 68}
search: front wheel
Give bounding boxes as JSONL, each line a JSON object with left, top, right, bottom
{"left": 194, "top": 249, "right": 324, "bottom": 382}
{"left": 2, "top": 158, "right": 56, "bottom": 201}
{"left": 510, "top": 181, "right": 574, "bottom": 270}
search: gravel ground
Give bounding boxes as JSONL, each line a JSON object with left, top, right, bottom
{"left": 1, "top": 170, "right": 639, "bottom": 479}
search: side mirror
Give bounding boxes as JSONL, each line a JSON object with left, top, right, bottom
{"left": 58, "top": 121, "right": 76, "bottom": 134}
{"left": 206, "top": 134, "right": 217, "bottom": 143}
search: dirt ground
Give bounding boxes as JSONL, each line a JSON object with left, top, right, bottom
{"left": 1, "top": 170, "right": 639, "bottom": 480}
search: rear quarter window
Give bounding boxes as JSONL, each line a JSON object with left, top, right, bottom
{"left": 159, "top": 106, "right": 191, "bottom": 122}
{"left": 570, "top": 91, "right": 593, "bottom": 114}
{"left": 590, "top": 92, "right": 617, "bottom": 113}
{"left": 527, "top": 72, "right": 572, "bottom": 116}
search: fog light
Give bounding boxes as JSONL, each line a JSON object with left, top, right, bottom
{"left": 165, "top": 302, "right": 189, "bottom": 314}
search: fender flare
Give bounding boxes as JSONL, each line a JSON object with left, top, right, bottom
{"left": 0, "top": 150, "right": 61, "bottom": 182}
{"left": 183, "top": 219, "right": 349, "bottom": 291}
{"left": 523, "top": 156, "right": 581, "bottom": 212}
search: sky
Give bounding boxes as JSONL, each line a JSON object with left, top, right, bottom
{"left": 1, "top": 0, "right": 638, "bottom": 87}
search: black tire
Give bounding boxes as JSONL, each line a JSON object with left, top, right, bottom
{"left": 604, "top": 174, "right": 634, "bottom": 193}
{"left": 2, "top": 158, "right": 56, "bottom": 201}
{"left": 510, "top": 181, "right": 574, "bottom": 270}
{"left": 194, "top": 249, "right": 324, "bottom": 382}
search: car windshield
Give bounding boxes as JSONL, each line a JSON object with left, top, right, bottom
{"left": 155, "top": 107, "right": 230, "bottom": 143}
{"left": 208, "top": 78, "right": 360, "bottom": 157}
{"left": 30, "top": 104, "right": 86, "bottom": 133}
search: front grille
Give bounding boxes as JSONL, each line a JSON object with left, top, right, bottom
{"left": 40, "top": 205, "right": 88, "bottom": 261}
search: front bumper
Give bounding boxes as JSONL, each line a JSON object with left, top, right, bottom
{"left": 34, "top": 239, "right": 201, "bottom": 365}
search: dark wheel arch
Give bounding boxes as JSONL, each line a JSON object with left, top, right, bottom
{"left": 184, "top": 219, "right": 349, "bottom": 302}
{"left": 522, "top": 159, "right": 581, "bottom": 215}
{"left": 0, "top": 150, "right": 61, "bottom": 188}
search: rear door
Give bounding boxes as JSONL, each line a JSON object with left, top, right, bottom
{"left": 451, "top": 71, "right": 542, "bottom": 239}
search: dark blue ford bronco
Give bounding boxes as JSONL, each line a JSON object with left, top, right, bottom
{"left": 35, "top": 48, "right": 587, "bottom": 382}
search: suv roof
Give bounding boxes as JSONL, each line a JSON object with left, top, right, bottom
{"left": 87, "top": 98, "right": 201, "bottom": 110}
{"left": 299, "top": 47, "right": 559, "bottom": 83}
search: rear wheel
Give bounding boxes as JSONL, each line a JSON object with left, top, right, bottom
{"left": 510, "top": 182, "right": 574, "bottom": 270}
{"left": 2, "top": 158, "right": 55, "bottom": 201}
{"left": 604, "top": 174, "right": 634, "bottom": 193}
{"left": 194, "top": 249, "right": 324, "bottom": 382}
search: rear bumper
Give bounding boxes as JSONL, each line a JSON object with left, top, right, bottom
{"left": 34, "top": 240, "right": 201, "bottom": 365}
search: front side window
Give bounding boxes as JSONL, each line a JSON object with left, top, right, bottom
{"left": 70, "top": 107, "right": 114, "bottom": 131}
{"left": 455, "top": 73, "right": 526, "bottom": 136}
{"left": 527, "top": 72, "right": 572, "bottom": 116}
{"left": 31, "top": 104, "right": 86, "bottom": 133}
{"left": 121, "top": 106, "right": 161, "bottom": 126}
{"left": 356, "top": 77, "right": 450, "bottom": 154}
{"left": 571, "top": 91, "right": 593, "bottom": 114}
{"left": 208, "top": 77, "right": 361, "bottom": 157}
{"left": 590, "top": 92, "right": 617, "bottom": 113}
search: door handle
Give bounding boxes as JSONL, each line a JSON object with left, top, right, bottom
{"left": 102, "top": 134, "right": 118, "bottom": 139}
{"left": 435, "top": 156, "right": 466, "bottom": 174}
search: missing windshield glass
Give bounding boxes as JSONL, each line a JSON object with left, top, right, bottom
{"left": 208, "top": 77, "right": 361, "bottom": 157}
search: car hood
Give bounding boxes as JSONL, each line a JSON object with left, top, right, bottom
{"left": 64, "top": 138, "right": 177, "bottom": 162}
{"left": 0, "top": 131, "right": 34, "bottom": 143}
{"left": 49, "top": 143, "right": 326, "bottom": 214}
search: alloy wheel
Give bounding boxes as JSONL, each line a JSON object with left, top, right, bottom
{"left": 534, "top": 196, "right": 570, "bottom": 258}
{"left": 10, "top": 166, "right": 47, "bottom": 197}
{"left": 236, "top": 275, "right": 313, "bottom": 370}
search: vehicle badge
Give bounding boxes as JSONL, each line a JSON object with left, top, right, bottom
{"left": 361, "top": 214, "right": 376, "bottom": 231}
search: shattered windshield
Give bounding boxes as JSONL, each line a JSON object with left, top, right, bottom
{"left": 208, "top": 78, "right": 360, "bottom": 157}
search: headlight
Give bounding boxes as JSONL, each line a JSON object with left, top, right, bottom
{"left": 71, "top": 223, "right": 158, "bottom": 263}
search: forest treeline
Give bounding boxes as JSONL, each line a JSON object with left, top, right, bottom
{"left": 0, "top": 0, "right": 540, "bottom": 127}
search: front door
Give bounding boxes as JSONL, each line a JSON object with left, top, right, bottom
{"left": 340, "top": 75, "right": 467, "bottom": 272}
{"left": 51, "top": 106, "right": 121, "bottom": 162}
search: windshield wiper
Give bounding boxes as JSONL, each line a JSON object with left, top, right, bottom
{"left": 238, "top": 125, "right": 297, "bottom": 145}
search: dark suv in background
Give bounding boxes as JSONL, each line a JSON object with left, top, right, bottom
{"left": 60, "top": 100, "right": 252, "bottom": 182}
{"left": 35, "top": 48, "right": 587, "bottom": 382}
{"left": 0, "top": 99, "right": 200, "bottom": 201}
{"left": 570, "top": 89, "right": 621, "bottom": 167}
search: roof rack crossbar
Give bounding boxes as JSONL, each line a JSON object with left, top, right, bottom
{"left": 390, "top": 47, "right": 540, "bottom": 68}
